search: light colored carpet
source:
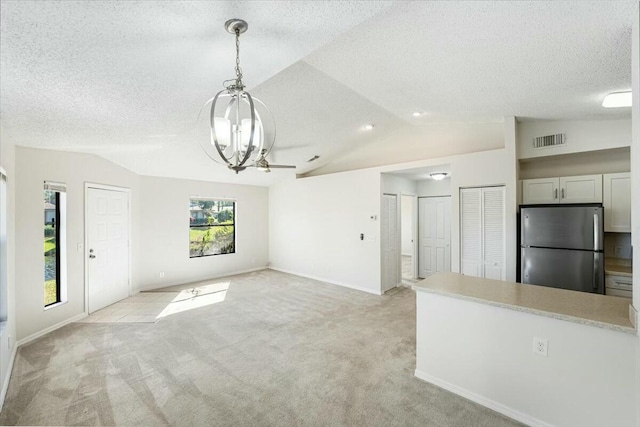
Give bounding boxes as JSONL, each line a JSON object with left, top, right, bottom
{"left": 0, "top": 269, "right": 521, "bottom": 426}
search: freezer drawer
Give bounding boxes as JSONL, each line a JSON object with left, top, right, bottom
{"left": 521, "top": 247, "right": 604, "bottom": 294}
{"left": 521, "top": 206, "right": 603, "bottom": 251}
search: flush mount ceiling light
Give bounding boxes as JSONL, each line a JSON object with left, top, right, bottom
{"left": 363, "top": 124, "right": 374, "bottom": 131}
{"left": 202, "top": 19, "right": 295, "bottom": 174}
{"left": 602, "top": 91, "right": 632, "bottom": 108}
{"left": 430, "top": 172, "right": 448, "bottom": 181}
{"left": 411, "top": 111, "right": 423, "bottom": 117}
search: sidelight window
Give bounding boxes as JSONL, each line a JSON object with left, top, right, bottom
{"left": 44, "top": 182, "right": 66, "bottom": 306}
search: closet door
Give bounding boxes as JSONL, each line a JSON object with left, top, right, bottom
{"left": 460, "top": 188, "right": 482, "bottom": 277}
{"left": 482, "top": 187, "right": 505, "bottom": 280}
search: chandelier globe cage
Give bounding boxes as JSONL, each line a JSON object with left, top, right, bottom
{"left": 207, "top": 19, "right": 276, "bottom": 174}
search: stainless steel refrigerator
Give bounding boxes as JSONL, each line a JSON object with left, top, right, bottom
{"left": 520, "top": 204, "right": 604, "bottom": 294}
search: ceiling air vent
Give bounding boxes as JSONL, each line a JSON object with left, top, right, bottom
{"left": 533, "top": 133, "right": 566, "bottom": 149}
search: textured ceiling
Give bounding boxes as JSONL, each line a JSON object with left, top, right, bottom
{"left": 1, "top": 1, "right": 637, "bottom": 186}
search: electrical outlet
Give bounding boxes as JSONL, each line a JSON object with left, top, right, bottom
{"left": 614, "top": 246, "right": 622, "bottom": 257}
{"left": 159, "top": 272, "right": 165, "bottom": 278}
{"left": 533, "top": 337, "right": 548, "bottom": 357}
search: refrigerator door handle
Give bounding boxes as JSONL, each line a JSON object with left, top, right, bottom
{"left": 554, "top": 189, "right": 558, "bottom": 199}
{"left": 593, "top": 252, "right": 603, "bottom": 293}
{"left": 593, "top": 213, "right": 599, "bottom": 251}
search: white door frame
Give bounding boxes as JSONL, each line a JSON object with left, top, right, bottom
{"left": 84, "top": 183, "right": 132, "bottom": 314}
{"left": 399, "top": 193, "right": 418, "bottom": 280}
{"left": 381, "top": 193, "right": 400, "bottom": 293}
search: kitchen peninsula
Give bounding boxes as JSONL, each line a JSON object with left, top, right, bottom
{"left": 413, "top": 272, "right": 638, "bottom": 427}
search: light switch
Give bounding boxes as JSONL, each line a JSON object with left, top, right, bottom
{"left": 77, "top": 243, "right": 83, "bottom": 252}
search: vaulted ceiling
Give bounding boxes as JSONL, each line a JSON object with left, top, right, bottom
{"left": 1, "top": 1, "right": 636, "bottom": 185}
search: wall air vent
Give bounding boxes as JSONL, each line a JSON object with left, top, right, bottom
{"left": 533, "top": 133, "right": 566, "bottom": 149}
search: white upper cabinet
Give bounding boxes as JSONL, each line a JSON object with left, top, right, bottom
{"left": 522, "top": 174, "right": 602, "bottom": 205}
{"left": 559, "top": 174, "right": 602, "bottom": 203}
{"left": 603, "top": 172, "right": 631, "bottom": 233}
{"left": 522, "top": 178, "right": 560, "bottom": 204}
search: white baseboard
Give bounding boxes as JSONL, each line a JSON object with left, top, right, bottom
{"left": 17, "top": 312, "right": 87, "bottom": 348}
{"left": 0, "top": 343, "right": 17, "bottom": 412}
{"left": 137, "top": 267, "right": 268, "bottom": 292}
{"left": 414, "top": 369, "right": 553, "bottom": 427}
{"left": 268, "top": 267, "right": 382, "bottom": 296}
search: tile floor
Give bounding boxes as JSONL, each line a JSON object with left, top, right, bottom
{"left": 76, "top": 292, "right": 179, "bottom": 323}
{"left": 402, "top": 255, "right": 413, "bottom": 279}
{"left": 76, "top": 280, "right": 231, "bottom": 324}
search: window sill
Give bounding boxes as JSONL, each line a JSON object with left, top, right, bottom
{"left": 44, "top": 301, "right": 67, "bottom": 311}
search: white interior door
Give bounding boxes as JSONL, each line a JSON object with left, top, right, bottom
{"left": 418, "top": 197, "right": 451, "bottom": 278}
{"left": 87, "top": 187, "right": 130, "bottom": 313}
{"left": 460, "top": 188, "right": 482, "bottom": 277}
{"left": 482, "top": 187, "right": 506, "bottom": 280}
{"left": 382, "top": 194, "right": 399, "bottom": 293}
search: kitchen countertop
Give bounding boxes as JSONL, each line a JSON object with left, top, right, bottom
{"left": 413, "top": 272, "right": 636, "bottom": 334}
{"left": 605, "top": 258, "right": 633, "bottom": 278}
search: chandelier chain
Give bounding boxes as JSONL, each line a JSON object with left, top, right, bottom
{"left": 234, "top": 29, "right": 244, "bottom": 88}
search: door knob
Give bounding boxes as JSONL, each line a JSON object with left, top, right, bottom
{"left": 89, "top": 249, "right": 96, "bottom": 259}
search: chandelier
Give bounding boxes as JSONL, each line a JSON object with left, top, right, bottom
{"left": 204, "top": 19, "right": 293, "bottom": 174}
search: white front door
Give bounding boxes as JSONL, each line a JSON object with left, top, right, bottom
{"left": 418, "top": 197, "right": 451, "bottom": 278}
{"left": 87, "top": 187, "right": 130, "bottom": 313}
{"left": 381, "top": 194, "right": 399, "bottom": 293}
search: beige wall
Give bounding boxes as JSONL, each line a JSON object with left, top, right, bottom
{"left": 0, "top": 126, "right": 17, "bottom": 406}
{"left": 136, "top": 176, "right": 269, "bottom": 290}
{"left": 14, "top": 147, "right": 141, "bottom": 341}
{"left": 518, "top": 119, "right": 631, "bottom": 159}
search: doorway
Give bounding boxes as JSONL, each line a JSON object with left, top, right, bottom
{"left": 85, "top": 185, "right": 131, "bottom": 313}
{"left": 400, "top": 194, "right": 416, "bottom": 282}
{"left": 418, "top": 196, "right": 451, "bottom": 278}
{"left": 381, "top": 193, "right": 399, "bottom": 293}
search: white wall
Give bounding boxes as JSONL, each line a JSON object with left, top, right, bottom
{"left": 417, "top": 177, "right": 451, "bottom": 197}
{"left": 269, "top": 168, "right": 382, "bottom": 294}
{"left": 415, "top": 291, "right": 638, "bottom": 427}
{"left": 137, "top": 176, "right": 268, "bottom": 289}
{"left": 449, "top": 146, "right": 517, "bottom": 282}
{"left": 0, "top": 126, "right": 17, "bottom": 408}
{"left": 14, "top": 147, "right": 141, "bottom": 341}
{"left": 630, "top": 8, "right": 640, "bottom": 425}
{"left": 269, "top": 146, "right": 518, "bottom": 294}
{"left": 518, "top": 119, "right": 631, "bottom": 160}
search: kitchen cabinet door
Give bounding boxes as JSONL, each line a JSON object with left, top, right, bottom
{"left": 559, "top": 175, "right": 602, "bottom": 204}
{"left": 522, "top": 178, "right": 559, "bottom": 205}
{"left": 603, "top": 172, "right": 631, "bottom": 233}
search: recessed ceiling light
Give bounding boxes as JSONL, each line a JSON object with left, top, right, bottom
{"left": 412, "top": 111, "right": 423, "bottom": 117}
{"left": 363, "top": 124, "right": 374, "bottom": 131}
{"left": 602, "top": 91, "right": 632, "bottom": 108}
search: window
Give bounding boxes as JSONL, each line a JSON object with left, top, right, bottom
{"left": 44, "top": 182, "right": 66, "bottom": 307}
{"left": 189, "top": 199, "right": 235, "bottom": 258}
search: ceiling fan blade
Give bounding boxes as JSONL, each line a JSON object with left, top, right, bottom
{"left": 267, "top": 164, "right": 296, "bottom": 169}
